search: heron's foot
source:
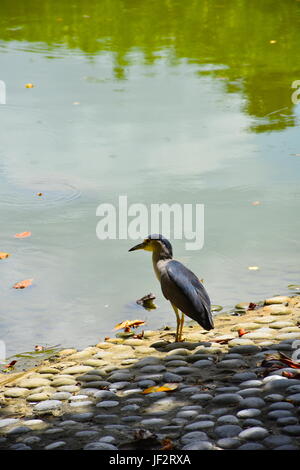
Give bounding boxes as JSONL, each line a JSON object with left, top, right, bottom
{"left": 175, "top": 335, "right": 186, "bottom": 343}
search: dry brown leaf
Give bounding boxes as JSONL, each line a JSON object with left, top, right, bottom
{"left": 0, "top": 252, "right": 10, "bottom": 259}
{"left": 14, "top": 231, "right": 32, "bottom": 238}
{"left": 142, "top": 383, "right": 178, "bottom": 394}
{"left": 13, "top": 278, "right": 33, "bottom": 289}
{"left": 114, "top": 319, "right": 145, "bottom": 331}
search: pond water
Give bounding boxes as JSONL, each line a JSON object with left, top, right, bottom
{"left": 0, "top": 0, "right": 300, "bottom": 356}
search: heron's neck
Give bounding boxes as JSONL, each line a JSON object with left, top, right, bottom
{"left": 152, "top": 249, "right": 172, "bottom": 280}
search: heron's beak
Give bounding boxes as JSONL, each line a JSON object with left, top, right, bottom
{"left": 129, "top": 242, "right": 145, "bottom": 252}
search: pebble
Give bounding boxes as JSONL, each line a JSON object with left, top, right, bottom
{"left": 239, "top": 427, "right": 269, "bottom": 440}
{"left": 215, "top": 425, "right": 243, "bottom": 438}
{"left": 287, "top": 393, "right": 300, "bottom": 404}
{"left": 190, "top": 393, "right": 212, "bottom": 404}
{"left": 217, "top": 415, "right": 239, "bottom": 425}
{"left": 282, "top": 425, "right": 300, "bottom": 436}
{"left": 237, "top": 409, "right": 261, "bottom": 418}
{"left": 10, "top": 443, "right": 31, "bottom": 450}
{"left": 69, "top": 413, "right": 93, "bottom": 422}
{"left": 162, "top": 372, "right": 183, "bottom": 382}
{"left": 7, "top": 426, "right": 31, "bottom": 435}
{"left": 96, "top": 400, "right": 119, "bottom": 408}
{"left": 45, "top": 441, "right": 66, "bottom": 450}
{"left": 0, "top": 418, "right": 19, "bottom": 428}
{"left": 69, "top": 401, "right": 93, "bottom": 408}
{"left": 184, "top": 421, "right": 214, "bottom": 430}
{"left": 239, "top": 397, "right": 265, "bottom": 409}
{"left": 217, "top": 438, "right": 240, "bottom": 449}
{"left": 238, "top": 443, "right": 265, "bottom": 450}
{"left": 263, "top": 435, "right": 292, "bottom": 448}
{"left": 238, "top": 388, "right": 262, "bottom": 398}
{"left": 181, "top": 431, "right": 208, "bottom": 444}
{"left": 75, "top": 430, "right": 99, "bottom": 438}
{"left": 52, "top": 392, "right": 72, "bottom": 400}
{"left": 182, "top": 441, "right": 214, "bottom": 450}
{"left": 22, "top": 436, "right": 41, "bottom": 444}
{"left": 268, "top": 410, "right": 293, "bottom": 420}
{"left": 4, "top": 388, "right": 29, "bottom": 398}
{"left": 84, "top": 442, "right": 117, "bottom": 450}
{"left": 27, "top": 392, "right": 50, "bottom": 402}
{"left": 216, "top": 359, "right": 246, "bottom": 369}
{"left": 33, "top": 400, "right": 62, "bottom": 412}
{"left": 17, "top": 378, "right": 50, "bottom": 389}
{"left": 232, "top": 372, "right": 257, "bottom": 383}
{"left": 140, "top": 418, "right": 167, "bottom": 427}
{"left": 212, "top": 393, "right": 243, "bottom": 406}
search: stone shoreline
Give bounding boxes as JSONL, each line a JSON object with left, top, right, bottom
{"left": 0, "top": 295, "right": 300, "bottom": 450}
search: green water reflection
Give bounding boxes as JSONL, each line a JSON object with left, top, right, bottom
{"left": 1, "top": 0, "right": 300, "bottom": 132}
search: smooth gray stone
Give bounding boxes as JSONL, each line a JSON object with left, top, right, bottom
{"left": 192, "top": 360, "right": 213, "bottom": 368}
{"left": 263, "top": 435, "right": 293, "bottom": 448}
{"left": 238, "top": 388, "right": 262, "bottom": 398}
{"left": 286, "top": 393, "right": 300, "bottom": 404}
{"left": 162, "top": 372, "right": 183, "bottom": 382}
{"left": 274, "top": 445, "right": 299, "bottom": 450}
{"left": 22, "top": 436, "right": 41, "bottom": 445}
{"left": 139, "top": 365, "right": 166, "bottom": 374}
{"left": 268, "top": 402, "right": 295, "bottom": 410}
{"left": 286, "top": 385, "right": 300, "bottom": 394}
{"left": 237, "top": 409, "right": 262, "bottom": 418}
{"left": 57, "top": 420, "right": 78, "bottom": 427}
{"left": 94, "top": 415, "right": 118, "bottom": 424}
{"left": 217, "top": 415, "right": 239, "bottom": 425}
{"left": 216, "top": 359, "right": 246, "bottom": 369}
{"left": 210, "top": 408, "right": 231, "bottom": 417}
{"left": 212, "top": 394, "right": 243, "bottom": 406}
{"left": 84, "top": 442, "right": 118, "bottom": 450}
{"left": 51, "top": 392, "right": 72, "bottom": 400}
{"left": 108, "top": 372, "right": 133, "bottom": 382}
{"left": 268, "top": 410, "right": 293, "bottom": 420}
{"left": 69, "top": 401, "right": 93, "bottom": 408}
{"left": 277, "top": 417, "right": 298, "bottom": 426}
{"left": 45, "top": 441, "right": 66, "bottom": 450}
{"left": 238, "top": 443, "right": 265, "bottom": 450}
{"left": 181, "top": 431, "right": 208, "bottom": 444}
{"left": 239, "top": 380, "right": 262, "bottom": 388}
{"left": 7, "top": 426, "right": 31, "bottom": 435}
{"left": 232, "top": 372, "right": 257, "bottom": 382}
{"left": 109, "top": 381, "right": 130, "bottom": 390}
{"left": 214, "top": 425, "right": 243, "bottom": 438}
{"left": 180, "top": 386, "right": 201, "bottom": 394}
{"left": 215, "top": 387, "right": 240, "bottom": 393}
{"left": 121, "top": 416, "right": 142, "bottom": 423}
{"left": 177, "top": 410, "right": 199, "bottom": 419}
{"left": 239, "top": 427, "right": 269, "bottom": 440}
{"left": 0, "top": 418, "right": 19, "bottom": 428}
{"left": 10, "top": 443, "right": 31, "bottom": 450}
{"left": 230, "top": 345, "right": 260, "bottom": 354}
{"left": 75, "top": 430, "right": 99, "bottom": 438}
{"left": 140, "top": 418, "right": 167, "bottom": 427}
{"left": 99, "top": 436, "right": 116, "bottom": 443}
{"left": 96, "top": 400, "right": 119, "bottom": 408}
{"left": 217, "top": 438, "right": 240, "bottom": 449}
{"left": 33, "top": 400, "right": 62, "bottom": 412}
{"left": 173, "top": 366, "right": 195, "bottom": 375}
{"left": 166, "top": 360, "right": 188, "bottom": 367}
{"left": 190, "top": 393, "right": 212, "bottom": 403}
{"left": 263, "top": 379, "right": 299, "bottom": 393}
{"left": 94, "top": 390, "right": 116, "bottom": 399}
{"left": 242, "top": 419, "right": 264, "bottom": 427}
{"left": 121, "top": 404, "right": 140, "bottom": 412}
{"left": 135, "top": 357, "right": 162, "bottom": 367}
{"left": 282, "top": 425, "right": 300, "bottom": 436}
{"left": 184, "top": 421, "right": 214, "bottom": 431}
{"left": 264, "top": 394, "right": 284, "bottom": 402}
{"left": 182, "top": 441, "right": 214, "bottom": 450}
{"left": 136, "top": 380, "right": 156, "bottom": 388}
{"left": 239, "top": 397, "right": 265, "bottom": 409}
{"left": 68, "top": 413, "right": 93, "bottom": 422}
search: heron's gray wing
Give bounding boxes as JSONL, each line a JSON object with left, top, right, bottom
{"left": 161, "top": 260, "right": 214, "bottom": 330}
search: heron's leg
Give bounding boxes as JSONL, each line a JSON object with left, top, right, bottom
{"left": 178, "top": 312, "right": 185, "bottom": 341}
{"left": 171, "top": 303, "right": 181, "bottom": 342}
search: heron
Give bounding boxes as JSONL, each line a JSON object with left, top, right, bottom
{"left": 129, "top": 234, "right": 213, "bottom": 342}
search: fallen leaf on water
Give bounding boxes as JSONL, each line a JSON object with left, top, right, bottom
{"left": 238, "top": 328, "right": 250, "bottom": 337}
{"left": 14, "top": 231, "right": 32, "bottom": 238}
{"left": 0, "top": 252, "right": 10, "bottom": 259}
{"left": 13, "top": 279, "right": 33, "bottom": 289}
{"left": 25, "top": 83, "right": 34, "bottom": 88}
{"left": 2, "top": 360, "right": 17, "bottom": 372}
{"left": 142, "top": 383, "right": 178, "bottom": 394}
{"left": 248, "top": 266, "right": 259, "bottom": 271}
{"left": 114, "top": 319, "right": 145, "bottom": 332}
